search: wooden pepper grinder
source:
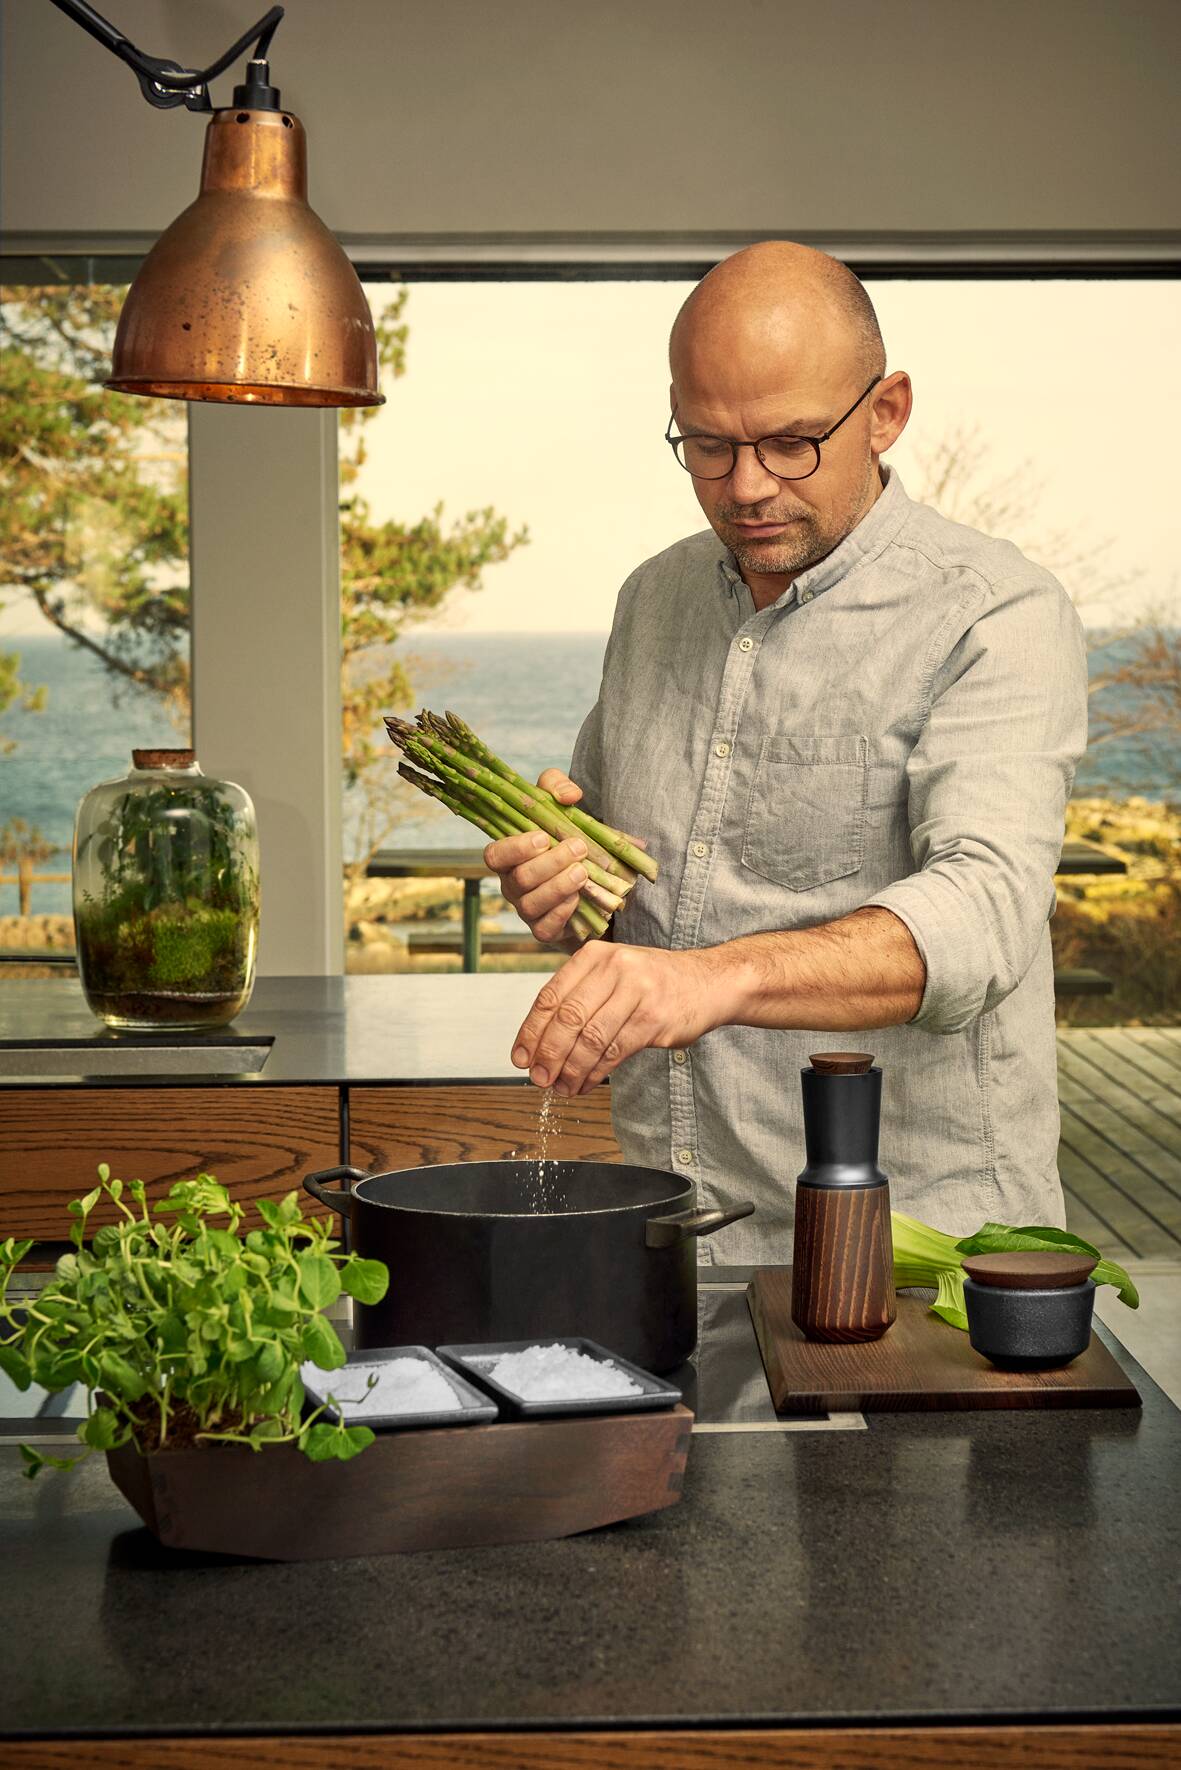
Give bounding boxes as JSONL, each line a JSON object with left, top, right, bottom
{"left": 790, "top": 1052, "right": 896, "bottom": 1343}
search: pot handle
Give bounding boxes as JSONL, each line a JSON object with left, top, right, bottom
{"left": 303, "top": 1164, "right": 365, "bottom": 1218}
{"left": 645, "top": 1201, "right": 755, "bottom": 1249}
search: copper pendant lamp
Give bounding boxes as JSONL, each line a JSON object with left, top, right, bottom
{"left": 49, "top": 1, "right": 383, "bottom": 409}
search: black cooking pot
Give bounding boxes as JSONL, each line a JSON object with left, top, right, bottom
{"left": 304, "top": 1160, "right": 755, "bottom": 1374}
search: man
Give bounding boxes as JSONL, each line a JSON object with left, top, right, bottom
{"left": 484, "top": 241, "right": 1087, "bottom": 1263}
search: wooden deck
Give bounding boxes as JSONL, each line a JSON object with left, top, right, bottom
{"left": 1058, "top": 1028, "right": 1181, "bottom": 1262}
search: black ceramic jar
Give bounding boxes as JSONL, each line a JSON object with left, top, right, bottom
{"left": 962, "top": 1251, "right": 1098, "bottom": 1369}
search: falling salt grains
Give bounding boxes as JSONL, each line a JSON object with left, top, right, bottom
{"left": 487, "top": 1343, "right": 643, "bottom": 1402}
{"left": 528, "top": 1085, "right": 559, "bottom": 1208}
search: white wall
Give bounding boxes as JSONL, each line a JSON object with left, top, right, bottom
{"left": 3, "top": 0, "right": 1179, "bottom": 249}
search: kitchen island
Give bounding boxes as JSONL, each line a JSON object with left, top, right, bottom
{"left": 1, "top": 1282, "right": 1178, "bottom": 1766}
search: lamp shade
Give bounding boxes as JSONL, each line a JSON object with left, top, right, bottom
{"left": 107, "top": 106, "right": 383, "bottom": 407}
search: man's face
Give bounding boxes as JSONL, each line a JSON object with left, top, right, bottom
{"left": 670, "top": 348, "right": 910, "bottom": 589}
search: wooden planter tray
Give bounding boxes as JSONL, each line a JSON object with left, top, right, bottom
{"left": 106, "top": 1404, "right": 693, "bottom": 1561}
{"left": 748, "top": 1269, "right": 1140, "bottom": 1413}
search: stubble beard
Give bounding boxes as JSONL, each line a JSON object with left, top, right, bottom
{"left": 719, "top": 460, "right": 879, "bottom": 580}
{"left": 726, "top": 518, "right": 824, "bottom": 580}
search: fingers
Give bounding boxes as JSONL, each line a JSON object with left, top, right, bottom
{"left": 512, "top": 947, "right": 644, "bottom": 1093}
{"left": 483, "top": 830, "right": 550, "bottom": 874}
{"left": 483, "top": 831, "right": 590, "bottom": 940}
{"left": 537, "top": 767, "right": 583, "bottom": 805}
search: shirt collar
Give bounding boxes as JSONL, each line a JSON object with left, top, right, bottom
{"left": 716, "top": 464, "right": 912, "bottom": 608}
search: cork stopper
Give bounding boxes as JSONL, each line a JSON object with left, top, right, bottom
{"left": 132, "top": 749, "right": 196, "bottom": 771}
{"left": 809, "top": 1052, "right": 874, "bottom": 1075}
{"left": 962, "top": 1251, "right": 1097, "bottom": 1290}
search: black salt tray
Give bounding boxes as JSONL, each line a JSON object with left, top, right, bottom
{"left": 436, "top": 1337, "right": 683, "bottom": 1417}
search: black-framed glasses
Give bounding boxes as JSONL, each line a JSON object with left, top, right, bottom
{"left": 664, "top": 375, "right": 882, "bottom": 481}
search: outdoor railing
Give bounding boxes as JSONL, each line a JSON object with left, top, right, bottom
{"left": 0, "top": 842, "right": 1131, "bottom": 980}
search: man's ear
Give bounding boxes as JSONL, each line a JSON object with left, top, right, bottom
{"left": 871, "top": 371, "right": 912, "bottom": 455}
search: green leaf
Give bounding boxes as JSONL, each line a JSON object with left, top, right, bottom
{"left": 956, "top": 1221, "right": 1101, "bottom": 1259}
{"left": 0, "top": 1342, "right": 32, "bottom": 1390}
{"left": 1090, "top": 1260, "right": 1140, "bottom": 1310}
{"left": 255, "top": 1200, "right": 282, "bottom": 1229}
{"left": 205, "top": 1228, "right": 241, "bottom": 1258}
{"left": 20, "top": 1444, "right": 81, "bottom": 1480}
{"left": 255, "top": 1340, "right": 286, "bottom": 1384}
{"left": 956, "top": 1222, "right": 1139, "bottom": 1309}
{"left": 296, "top": 1253, "right": 341, "bottom": 1311}
{"left": 246, "top": 1418, "right": 287, "bottom": 1448}
{"left": 336, "top": 1424, "right": 375, "bottom": 1460}
{"left": 157, "top": 1175, "right": 232, "bottom": 1219}
{"left": 929, "top": 1268, "right": 969, "bottom": 1332}
{"left": 302, "top": 1421, "right": 375, "bottom": 1463}
{"left": 155, "top": 1313, "right": 187, "bottom": 1353}
{"left": 339, "top": 1256, "right": 389, "bottom": 1306}
{"left": 301, "top": 1314, "right": 346, "bottom": 1371}
{"left": 80, "top": 1406, "right": 122, "bottom": 1449}
{"left": 30, "top": 1349, "right": 84, "bottom": 1390}
{"left": 98, "top": 1351, "right": 148, "bottom": 1402}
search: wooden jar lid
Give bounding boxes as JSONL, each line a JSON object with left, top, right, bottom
{"left": 133, "top": 748, "right": 196, "bottom": 770}
{"left": 962, "top": 1251, "right": 1097, "bottom": 1289}
{"left": 809, "top": 1052, "right": 874, "bottom": 1075}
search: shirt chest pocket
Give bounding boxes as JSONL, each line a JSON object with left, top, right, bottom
{"left": 742, "top": 734, "right": 870, "bottom": 891}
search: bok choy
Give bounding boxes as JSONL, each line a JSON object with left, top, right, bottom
{"left": 891, "top": 1211, "right": 1139, "bottom": 1332}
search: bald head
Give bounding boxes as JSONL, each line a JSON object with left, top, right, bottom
{"left": 669, "top": 241, "right": 885, "bottom": 397}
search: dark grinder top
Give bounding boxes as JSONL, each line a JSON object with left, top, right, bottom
{"left": 799, "top": 1051, "right": 886, "bottom": 1188}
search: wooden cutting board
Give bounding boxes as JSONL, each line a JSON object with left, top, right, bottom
{"left": 748, "top": 1267, "right": 1140, "bottom": 1413}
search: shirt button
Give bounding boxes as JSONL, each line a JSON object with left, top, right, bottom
{"left": 737, "top": 636, "right": 755, "bottom": 652}
{"left": 677, "top": 1148, "right": 694, "bottom": 1164}
{"left": 691, "top": 840, "right": 709, "bottom": 858}
{"left": 799, "top": 588, "right": 814, "bottom": 603}
{"left": 672, "top": 1049, "right": 687, "bottom": 1064}
{"left": 714, "top": 741, "right": 731, "bottom": 758}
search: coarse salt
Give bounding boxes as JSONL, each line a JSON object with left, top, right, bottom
{"left": 304, "top": 1356, "right": 458, "bottom": 1415}
{"left": 487, "top": 1343, "right": 642, "bottom": 1401}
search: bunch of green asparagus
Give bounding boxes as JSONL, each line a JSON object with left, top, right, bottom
{"left": 384, "top": 710, "right": 658, "bottom": 942}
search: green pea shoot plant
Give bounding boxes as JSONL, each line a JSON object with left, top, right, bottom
{"left": 0, "top": 1166, "right": 389, "bottom": 1478}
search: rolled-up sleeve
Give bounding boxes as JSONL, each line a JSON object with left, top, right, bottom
{"left": 864, "top": 574, "right": 1088, "bottom": 1034}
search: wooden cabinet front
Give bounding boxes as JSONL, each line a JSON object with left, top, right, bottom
{"left": 0, "top": 1086, "right": 341, "bottom": 1240}
{"left": 348, "top": 1083, "right": 621, "bottom": 1174}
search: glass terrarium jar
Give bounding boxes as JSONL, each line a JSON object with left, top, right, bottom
{"left": 72, "top": 749, "right": 260, "bottom": 1031}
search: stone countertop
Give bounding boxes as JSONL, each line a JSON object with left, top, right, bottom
{"left": 0, "top": 974, "right": 543, "bottom": 1088}
{"left": 1, "top": 1297, "right": 1178, "bottom": 1740}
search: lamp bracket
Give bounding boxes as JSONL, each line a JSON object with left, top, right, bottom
{"left": 48, "top": 0, "right": 284, "bottom": 114}
{"left": 130, "top": 56, "right": 211, "bottom": 114}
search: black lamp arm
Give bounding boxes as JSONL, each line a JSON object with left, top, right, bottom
{"left": 47, "top": 0, "right": 284, "bottom": 113}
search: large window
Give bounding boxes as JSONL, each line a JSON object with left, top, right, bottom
{"left": 0, "top": 285, "right": 190, "bottom": 975}
{"left": 339, "top": 276, "right": 1180, "bottom": 1019}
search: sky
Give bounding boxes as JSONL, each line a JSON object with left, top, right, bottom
{"left": 2, "top": 278, "right": 1177, "bottom": 640}
{"left": 352, "top": 277, "right": 1180, "bottom": 634}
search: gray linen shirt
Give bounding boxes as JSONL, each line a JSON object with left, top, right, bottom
{"left": 570, "top": 466, "right": 1088, "bottom": 1264}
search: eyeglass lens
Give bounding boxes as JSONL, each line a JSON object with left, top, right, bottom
{"left": 673, "top": 435, "right": 820, "bottom": 480}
